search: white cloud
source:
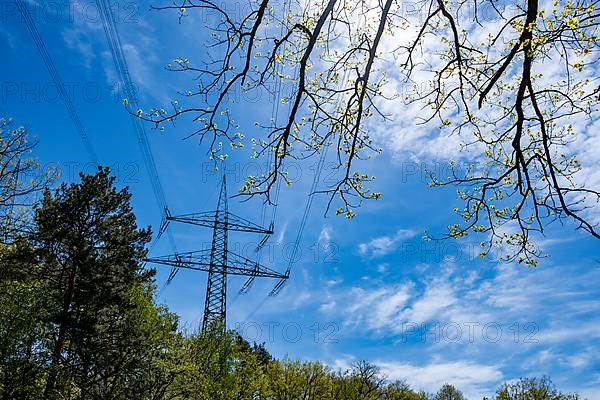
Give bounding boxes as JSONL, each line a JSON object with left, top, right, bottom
{"left": 333, "top": 256, "right": 600, "bottom": 378}
{"left": 329, "top": 355, "right": 502, "bottom": 398}
{"left": 59, "top": 1, "right": 178, "bottom": 105}
{"left": 400, "top": 284, "right": 457, "bottom": 326}
{"left": 358, "top": 228, "right": 417, "bottom": 257}
{"left": 378, "top": 360, "right": 502, "bottom": 399}
{"left": 377, "top": 263, "right": 389, "bottom": 273}
{"left": 292, "top": 291, "right": 311, "bottom": 309}
{"left": 345, "top": 283, "right": 413, "bottom": 331}
{"left": 580, "top": 386, "right": 600, "bottom": 400}
{"left": 331, "top": 356, "right": 354, "bottom": 372}
{"left": 363, "top": 0, "right": 600, "bottom": 229}
{"left": 276, "top": 220, "right": 288, "bottom": 244}
{"left": 343, "top": 258, "right": 461, "bottom": 333}
{"left": 325, "top": 278, "right": 342, "bottom": 287}
{"left": 563, "top": 351, "right": 595, "bottom": 370}
{"left": 0, "top": 23, "right": 16, "bottom": 49}
{"left": 318, "top": 225, "right": 333, "bottom": 250}
{"left": 534, "top": 321, "right": 600, "bottom": 344}
{"left": 319, "top": 300, "right": 337, "bottom": 313}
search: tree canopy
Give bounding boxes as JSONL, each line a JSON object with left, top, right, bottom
{"left": 493, "top": 377, "right": 581, "bottom": 400}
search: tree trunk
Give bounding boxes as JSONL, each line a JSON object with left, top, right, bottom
{"left": 43, "top": 264, "right": 77, "bottom": 399}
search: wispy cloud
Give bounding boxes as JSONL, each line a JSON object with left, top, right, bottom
{"left": 378, "top": 359, "right": 502, "bottom": 399}
{"left": 358, "top": 229, "right": 417, "bottom": 257}
{"left": 342, "top": 260, "right": 600, "bottom": 344}
{"left": 317, "top": 255, "right": 600, "bottom": 398}
{"left": 318, "top": 225, "right": 333, "bottom": 251}
{"left": 344, "top": 282, "right": 412, "bottom": 331}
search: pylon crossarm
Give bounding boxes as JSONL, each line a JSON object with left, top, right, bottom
{"left": 144, "top": 250, "right": 287, "bottom": 279}
{"left": 171, "top": 211, "right": 214, "bottom": 219}
{"left": 167, "top": 212, "right": 215, "bottom": 229}
{"left": 225, "top": 212, "right": 273, "bottom": 234}
{"left": 226, "top": 251, "right": 285, "bottom": 278}
{"left": 166, "top": 211, "right": 271, "bottom": 234}
{"left": 144, "top": 249, "right": 210, "bottom": 268}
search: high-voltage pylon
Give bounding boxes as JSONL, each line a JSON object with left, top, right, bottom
{"left": 145, "top": 176, "right": 288, "bottom": 332}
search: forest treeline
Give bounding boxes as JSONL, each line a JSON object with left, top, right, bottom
{"left": 0, "top": 120, "right": 584, "bottom": 399}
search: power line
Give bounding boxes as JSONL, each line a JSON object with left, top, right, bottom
{"left": 234, "top": 0, "right": 296, "bottom": 303}
{"left": 240, "top": 1, "right": 338, "bottom": 323}
{"left": 94, "top": 0, "right": 178, "bottom": 256}
{"left": 14, "top": 0, "right": 99, "bottom": 164}
{"left": 241, "top": 141, "right": 330, "bottom": 324}
{"left": 239, "top": 16, "right": 300, "bottom": 320}
{"left": 241, "top": 0, "right": 367, "bottom": 321}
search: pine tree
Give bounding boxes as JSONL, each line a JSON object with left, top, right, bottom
{"left": 34, "top": 167, "right": 152, "bottom": 398}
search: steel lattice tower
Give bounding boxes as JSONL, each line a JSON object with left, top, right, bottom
{"left": 145, "top": 176, "right": 288, "bottom": 332}
{"left": 204, "top": 178, "right": 229, "bottom": 329}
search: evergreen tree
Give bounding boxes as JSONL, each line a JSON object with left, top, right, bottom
{"left": 33, "top": 167, "right": 152, "bottom": 398}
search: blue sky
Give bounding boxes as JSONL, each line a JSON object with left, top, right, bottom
{"left": 2, "top": 0, "right": 600, "bottom": 398}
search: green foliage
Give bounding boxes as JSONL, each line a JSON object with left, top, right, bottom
{"left": 0, "top": 240, "right": 48, "bottom": 399}
{"left": 34, "top": 167, "right": 155, "bottom": 398}
{"left": 267, "top": 358, "right": 333, "bottom": 399}
{"left": 434, "top": 383, "right": 465, "bottom": 400}
{"left": 384, "top": 381, "right": 429, "bottom": 400}
{"left": 0, "top": 167, "right": 181, "bottom": 399}
{"left": 0, "top": 117, "right": 55, "bottom": 242}
{"left": 149, "top": 0, "right": 600, "bottom": 263}
{"left": 165, "top": 326, "right": 270, "bottom": 400}
{"left": 493, "top": 377, "right": 580, "bottom": 400}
